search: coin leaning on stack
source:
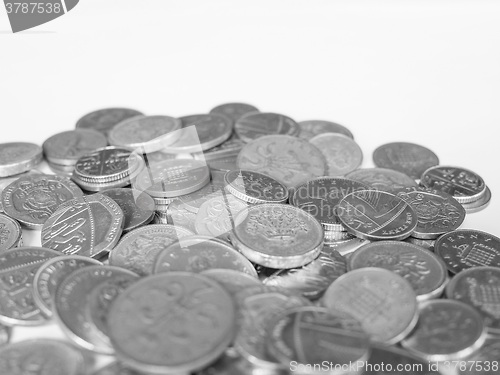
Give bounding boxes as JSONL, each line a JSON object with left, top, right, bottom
{"left": 0, "top": 103, "right": 498, "bottom": 375}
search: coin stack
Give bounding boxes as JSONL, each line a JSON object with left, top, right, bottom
{"left": 0, "top": 103, "right": 498, "bottom": 375}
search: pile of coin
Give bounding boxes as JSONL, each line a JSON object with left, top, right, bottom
{"left": 0, "top": 103, "right": 498, "bottom": 375}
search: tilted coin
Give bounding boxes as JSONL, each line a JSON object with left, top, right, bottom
{"left": 178, "top": 180, "right": 226, "bottom": 213}
{"left": 325, "top": 237, "right": 370, "bottom": 257}
{"left": 401, "top": 300, "right": 487, "bottom": 362}
{"left": 323, "top": 268, "right": 418, "bottom": 344}
{"left": 348, "top": 241, "right": 448, "bottom": 301}
{"left": 324, "top": 229, "right": 356, "bottom": 243}
{"left": 261, "top": 246, "right": 347, "bottom": 300}
{"left": 0, "top": 339, "right": 86, "bottom": 375}
{"left": 231, "top": 204, "right": 324, "bottom": 269}
{"left": 310, "top": 133, "right": 363, "bottom": 176}
{"left": 364, "top": 344, "right": 441, "bottom": 375}
{"left": 291, "top": 177, "right": 370, "bottom": 232}
{"left": 0, "top": 213, "right": 22, "bottom": 251}
{"left": 395, "top": 186, "right": 466, "bottom": 239}
{"left": 346, "top": 167, "right": 417, "bottom": 193}
{"left": 101, "top": 188, "right": 155, "bottom": 233}
{"left": 1, "top": 174, "right": 83, "bottom": 230}
{"left": 445, "top": 266, "right": 500, "bottom": 334}
{"left": 154, "top": 235, "right": 258, "bottom": 277}
{"left": 233, "top": 285, "right": 311, "bottom": 371}
{"left": 109, "top": 224, "right": 194, "bottom": 276}
{"left": 75, "top": 107, "right": 143, "bottom": 136}
{"left": 337, "top": 189, "right": 418, "bottom": 241}
{"left": 134, "top": 159, "right": 210, "bottom": 198}
{"left": 298, "top": 120, "right": 354, "bottom": 140}
{"left": 266, "top": 307, "right": 370, "bottom": 374}
{"left": 373, "top": 142, "right": 439, "bottom": 180}
{"left": 108, "top": 115, "right": 182, "bottom": 153}
{"left": 235, "top": 112, "right": 300, "bottom": 143}
{"left": 421, "top": 166, "right": 487, "bottom": 204}
{"left": 54, "top": 265, "right": 139, "bottom": 354}
{"left": 237, "top": 135, "right": 327, "bottom": 189}
{"left": 0, "top": 324, "right": 9, "bottom": 346}
{"left": 201, "top": 269, "right": 261, "bottom": 296}
{"left": 32, "top": 255, "right": 102, "bottom": 318}
{"left": 41, "top": 193, "right": 124, "bottom": 258}
{"left": 47, "top": 162, "right": 75, "bottom": 176}
{"left": 459, "top": 336, "right": 500, "bottom": 375}
{"left": 107, "top": 272, "right": 236, "bottom": 374}
{"left": 162, "top": 113, "right": 233, "bottom": 154}
{"left": 434, "top": 230, "right": 500, "bottom": 273}
{"left": 462, "top": 185, "right": 492, "bottom": 213}
{"left": 194, "top": 193, "right": 247, "bottom": 241}
{"left": 72, "top": 147, "right": 145, "bottom": 191}
{"left": 224, "top": 169, "right": 289, "bottom": 204}
{"left": 0, "top": 247, "right": 60, "bottom": 326}
{"left": 0, "top": 142, "right": 43, "bottom": 177}
{"left": 209, "top": 102, "right": 259, "bottom": 123}
{"left": 43, "top": 129, "right": 108, "bottom": 166}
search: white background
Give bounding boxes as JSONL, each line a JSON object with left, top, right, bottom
{"left": 1, "top": 0, "right": 499, "bottom": 371}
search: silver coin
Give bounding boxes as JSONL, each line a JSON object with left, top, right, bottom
{"left": 462, "top": 185, "right": 491, "bottom": 213}
{"left": 154, "top": 235, "right": 258, "bottom": 277}
{"left": 75, "top": 107, "right": 143, "bottom": 136}
{"left": 0, "top": 142, "right": 43, "bottom": 177}
{"left": 401, "top": 300, "right": 487, "bottom": 362}
{"left": 1, "top": 174, "right": 83, "bottom": 230}
{"left": 233, "top": 285, "right": 311, "bottom": 371}
{"left": 337, "top": 189, "right": 418, "bottom": 241}
{"left": 373, "top": 142, "right": 439, "bottom": 180}
{"left": 266, "top": 307, "right": 370, "bottom": 375}
{"left": 235, "top": 112, "right": 300, "bottom": 143}
{"left": 323, "top": 267, "right": 418, "bottom": 345}
{"left": 0, "top": 323, "right": 9, "bottom": 346}
{"left": 348, "top": 241, "right": 448, "bottom": 301}
{"left": 101, "top": 188, "right": 155, "bottom": 233}
{"left": 109, "top": 224, "right": 194, "bottom": 276}
{"left": 261, "top": 246, "right": 347, "bottom": 300}
{"left": 193, "top": 134, "right": 244, "bottom": 171}
{"left": 0, "top": 170, "right": 42, "bottom": 212}
{"left": 53, "top": 265, "right": 139, "bottom": 354}
{"left": 72, "top": 146, "right": 145, "bottom": 191}
{"left": 310, "top": 133, "right": 363, "bottom": 176}
{"left": 346, "top": 167, "right": 418, "bottom": 193}
{"left": 0, "top": 213, "right": 22, "bottom": 251}
{"left": 210, "top": 102, "right": 259, "bottom": 123}
{"left": 134, "top": 159, "right": 210, "bottom": 198}
{"left": 237, "top": 134, "right": 327, "bottom": 189}
{"left": 107, "top": 272, "right": 236, "bottom": 374}
{"left": 0, "top": 247, "right": 60, "bottom": 326}
{"left": 298, "top": 120, "right": 354, "bottom": 140}
{"left": 162, "top": 113, "right": 233, "bottom": 154}
{"left": 421, "top": 165, "right": 487, "bottom": 204}
{"left": 108, "top": 115, "right": 182, "bottom": 153}
{"left": 434, "top": 229, "right": 500, "bottom": 274}
{"left": 290, "top": 177, "right": 370, "bottom": 232}
{"left": 395, "top": 186, "right": 466, "bottom": 239}
{"left": 0, "top": 339, "right": 86, "bottom": 375}
{"left": 92, "top": 362, "right": 150, "bottom": 375}
{"left": 404, "top": 236, "right": 436, "bottom": 252}
{"left": 41, "top": 193, "right": 125, "bottom": 258}
{"left": 32, "top": 255, "right": 102, "bottom": 318}
{"left": 43, "top": 129, "right": 108, "bottom": 166}
{"left": 164, "top": 199, "right": 197, "bottom": 232}
{"left": 445, "top": 266, "right": 500, "bottom": 334}
{"left": 224, "top": 169, "right": 289, "bottom": 204}
{"left": 230, "top": 203, "right": 324, "bottom": 269}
